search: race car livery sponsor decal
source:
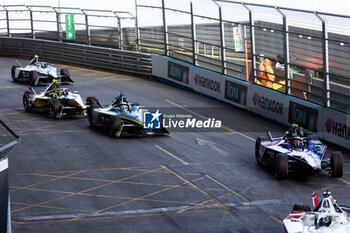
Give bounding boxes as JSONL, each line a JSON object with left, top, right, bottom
{"left": 194, "top": 73, "right": 221, "bottom": 93}
{"left": 325, "top": 118, "right": 350, "bottom": 140}
{"left": 224, "top": 80, "right": 247, "bottom": 106}
{"left": 167, "top": 61, "right": 189, "bottom": 84}
{"left": 252, "top": 92, "right": 283, "bottom": 116}
{"left": 144, "top": 110, "right": 162, "bottom": 129}
{"left": 288, "top": 101, "right": 318, "bottom": 132}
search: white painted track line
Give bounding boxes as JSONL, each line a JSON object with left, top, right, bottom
{"left": 204, "top": 174, "right": 250, "bottom": 202}
{"left": 155, "top": 144, "right": 189, "bottom": 165}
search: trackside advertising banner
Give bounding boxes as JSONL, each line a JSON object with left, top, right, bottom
{"left": 151, "top": 55, "right": 349, "bottom": 149}
{"left": 248, "top": 85, "right": 289, "bottom": 124}
{"left": 152, "top": 54, "right": 192, "bottom": 88}
{"left": 223, "top": 77, "right": 248, "bottom": 108}
{"left": 322, "top": 109, "right": 350, "bottom": 150}
{"left": 287, "top": 100, "right": 319, "bottom": 133}
{"left": 191, "top": 67, "right": 224, "bottom": 100}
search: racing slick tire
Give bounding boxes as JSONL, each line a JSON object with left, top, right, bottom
{"left": 275, "top": 153, "right": 288, "bottom": 180}
{"left": 109, "top": 127, "right": 117, "bottom": 138}
{"left": 86, "top": 97, "right": 102, "bottom": 109}
{"left": 255, "top": 136, "right": 267, "bottom": 163}
{"left": 23, "top": 91, "right": 31, "bottom": 112}
{"left": 29, "top": 70, "right": 38, "bottom": 86}
{"left": 60, "top": 68, "right": 73, "bottom": 83}
{"left": 86, "top": 97, "right": 102, "bottom": 127}
{"left": 330, "top": 151, "right": 343, "bottom": 178}
{"left": 292, "top": 204, "right": 311, "bottom": 212}
{"left": 11, "top": 64, "right": 20, "bottom": 81}
{"left": 87, "top": 109, "right": 94, "bottom": 127}
{"left": 48, "top": 99, "right": 61, "bottom": 119}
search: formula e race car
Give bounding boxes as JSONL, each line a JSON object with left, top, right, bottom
{"left": 11, "top": 56, "right": 73, "bottom": 85}
{"left": 86, "top": 92, "right": 170, "bottom": 137}
{"left": 283, "top": 191, "right": 350, "bottom": 233}
{"left": 23, "top": 80, "right": 86, "bottom": 118}
{"left": 255, "top": 125, "right": 343, "bottom": 179}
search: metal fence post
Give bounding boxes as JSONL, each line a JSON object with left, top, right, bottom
{"left": 117, "top": 16, "right": 123, "bottom": 50}
{"left": 243, "top": 3, "right": 255, "bottom": 83}
{"left": 82, "top": 10, "right": 90, "bottom": 45}
{"left": 5, "top": 9, "right": 10, "bottom": 37}
{"left": 190, "top": 1, "right": 197, "bottom": 66}
{"left": 315, "top": 12, "right": 330, "bottom": 107}
{"left": 55, "top": 11, "right": 61, "bottom": 41}
{"left": 27, "top": 7, "right": 34, "bottom": 38}
{"left": 276, "top": 7, "right": 290, "bottom": 95}
{"left": 135, "top": 0, "right": 140, "bottom": 51}
{"left": 161, "top": 0, "right": 168, "bottom": 56}
{"left": 213, "top": 1, "right": 226, "bottom": 74}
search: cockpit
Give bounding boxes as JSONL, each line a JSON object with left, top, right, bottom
{"left": 44, "top": 81, "right": 69, "bottom": 97}
{"left": 312, "top": 191, "right": 345, "bottom": 228}
{"left": 36, "top": 62, "right": 49, "bottom": 69}
{"left": 112, "top": 92, "right": 130, "bottom": 112}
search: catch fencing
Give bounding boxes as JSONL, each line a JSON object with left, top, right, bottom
{"left": 0, "top": 2, "right": 349, "bottom": 114}
{"left": 135, "top": 0, "right": 350, "bottom": 115}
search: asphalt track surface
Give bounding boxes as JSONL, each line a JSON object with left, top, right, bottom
{"left": 0, "top": 56, "right": 349, "bottom": 233}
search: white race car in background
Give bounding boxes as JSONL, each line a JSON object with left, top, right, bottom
{"left": 11, "top": 56, "right": 73, "bottom": 86}
{"left": 283, "top": 191, "right": 350, "bottom": 233}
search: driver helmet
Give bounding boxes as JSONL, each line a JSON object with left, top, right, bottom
{"left": 289, "top": 123, "right": 300, "bottom": 137}
{"left": 34, "top": 55, "right": 39, "bottom": 64}
{"left": 292, "top": 136, "right": 303, "bottom": 149}
{"left": 117, "top": 97, "right": 129, "bottom": 111}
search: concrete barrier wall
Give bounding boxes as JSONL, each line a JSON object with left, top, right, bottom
{"left": 152, "top": 54, "right": 350, "bottom": 150}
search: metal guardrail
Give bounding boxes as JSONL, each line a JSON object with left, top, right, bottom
{"left": 0, "top": 37, "right": 152, "bottom": 76}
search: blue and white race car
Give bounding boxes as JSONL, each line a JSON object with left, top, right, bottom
{"left": 255, "top": 124, "right": 343, "bottom": 179}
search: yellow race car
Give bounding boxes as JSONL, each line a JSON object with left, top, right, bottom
{"left": 23, "top": 80, "right": 86, "bottom": 118}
